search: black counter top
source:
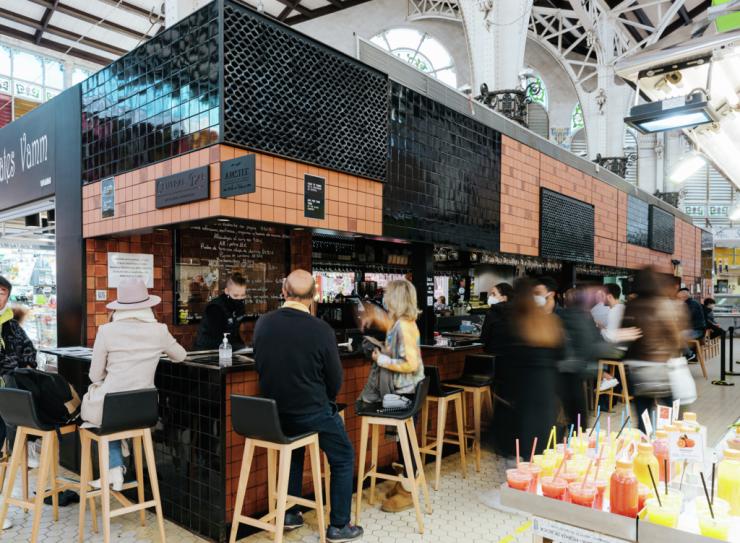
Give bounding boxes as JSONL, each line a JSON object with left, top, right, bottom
{"left": 420, "top": 343, "right": 484, "bottom": 352}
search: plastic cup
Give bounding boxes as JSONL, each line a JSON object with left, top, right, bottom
{"left": 637, "top": 484, "right": 650, "bottom": 513}
{"left": 518, "top": 462, "right": 542, "bottom": 493}
{"left": 541, "top": 476, "right": 568, "bottom": 500}
{"left": 645, "top": 497, "right": 680, "bottom": 528}
{"left": 593, "top": 479, "right": 608, "bottom": 510}
{"left": 569, "top": 482, "right": 597, "bottom": 508}
{"left": 535, "top": 453, "right": 557, "bottom": 477}
{"left": 569, "top": 455, "right": 590, "bottom": 477}
{"left": 561, "top": 471, "right": 581, "bottom": 502}
{"left": 696, "top": 499, "right": 731, "bottom": 541}
{"left": 506, "top": 468, "right": 532, "bottom": 491}
{"left": 647, "top": 488, "right": 683, "bottom": 511}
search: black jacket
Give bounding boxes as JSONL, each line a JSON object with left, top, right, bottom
{"left": 194, "top": 294, "right": 246, "bottom": 350}
{"left": 703, "top": 306, "right": 719, "bottom": 328}
{"left": 480, "top": 302, "right": 510, "bottom": 355}
{"left": 558, "top": 307, "right": 622, "bottom": 376}
{"left": 685, "top": 298, "right": 706, "bottom": 333}
{"left": 0, "top": 318, "right": 36, "bottom": 375}
{"left": 254, "top": 307, "right": 342, "bottom": 418}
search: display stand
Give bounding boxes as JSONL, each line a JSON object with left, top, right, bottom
{"left": 637, "top": 509, "right": 740, "bottom": 543}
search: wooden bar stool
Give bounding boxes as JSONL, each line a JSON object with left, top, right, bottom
{"left": 355, "top": 377, "right": 431, "bottom": 534}
{"left": 322, "top": 402, "right": 346, "bottom": 523}
{"left": 229, "top": 395, "right": 325, "bottom": 543}
{"left": 687, "top": 339, "right": 709, "bottom": 380}
{"left": 420, "top": 366, "right": 466, "bottom": 490}
{"left": 443, "top": 355, "right": 495, "bottom": 472}
{"left": 0, "top": 388, "right": 79, "bottom": 542}
{"left": 78, "top": 389, "right": 166, "bottom": 543}
{"left": 594, "top": 360, "right": 633, "bottom": 413}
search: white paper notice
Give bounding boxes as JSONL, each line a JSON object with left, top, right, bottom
{"left": 532, "top": 517, "right": 630, "bottom": 543}
{"left": 641, "top": 409, "right": 653, "bottom": 437}
{"left": 107, "top": 252, "right": 154, "bottom": 288}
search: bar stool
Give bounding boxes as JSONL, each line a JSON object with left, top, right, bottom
{"left": 78, "top": 389, "right": 165, "bottom": 543}
{"left": 443, "top": 355, "right": 495, "bottom": 472}
{"left": 229, "top": 395, "right": 325, "bottom": 543}
{"left": 687, "top": 339, "right": 709, "bottom": 380}
{"left": 323, "top": 402, "right": 346, "bottom": 523}
{"left": 420, "top": 366, "right": 467, "bottom": 490}
{"left": 0, "top": 388, "right": 79, "bottom": 542}
{"left": 355, "top": 378, "right": 431, "bottom": 534}
{"left": 594, "top": 360, "right": 633, "bottom": 413}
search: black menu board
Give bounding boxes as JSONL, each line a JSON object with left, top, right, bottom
{"left": 176, "top": 220, "right": 289, "bottom": 322}
{"left": 304, "top": 174, "right": 325, "bottom": 219}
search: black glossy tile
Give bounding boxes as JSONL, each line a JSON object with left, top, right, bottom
{"left": 540, "top": 188, "right": 594, "bottom": 263}
{"left": 627, "top": 195, "right": 649, "bottom": 247}
{"left": 649, "top": 205, "right": 675, "bottom": 254}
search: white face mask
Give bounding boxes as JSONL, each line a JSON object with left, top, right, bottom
{"left": 488, "top": 296, "right": 499, "bottom": 305}
{"left": 533, "top": 295, "right": 547, "bottom": 307}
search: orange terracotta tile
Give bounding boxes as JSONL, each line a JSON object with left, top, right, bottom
{"left": 235, "top": 201, "right": 248, "bottom": 216}
{"left": 285, "top": 161, "right": 297, "bottom": 177}
{"left": 338, "top": 202, "right": 348, "bottom": 216}
{"left": 262, "top": 155, "right": 274, "bottom": 173}
{"left": 286, "top": 209, "right": 297, "bottom": 224}
{"left": 274, "top": 174, "right": 286, "bottom": 192}
{"left": 221, "top": 199, "right": 235, "bottom": 216}
{"left": 286, "top": 193, "right": 298, "bottom": 209}
{"left": 261, "top": 172, "right": 274, "bottom": 189}
{"left": 274, "top": 191, "right": 286, "bottom": 207}
{"left": 249, "top": 203, "right": 262, "bottom": 220}
{"left": 220, "top": 146, "right": 235, "bottom": 161}
{"left": 234, "top": 148, "right": 248, "bottom": 158}
{"left": 210, "top": 163, "right": 220, "bottom": 181}
{"left": 273, "top": 207, "right": 286, "bottom": 223}
{"left": 274, "top": 158, "right": 286, "bottom": 175}
{"left": 261, "top": 205, "right": 274, "bottom": 222}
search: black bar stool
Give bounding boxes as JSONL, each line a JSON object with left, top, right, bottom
{"left": 78, "top": 389, "right": 165, "bottom": 543}
{"left": 0, "top": 388, "right": 79, "bottom": 543}
{"left": 229, "top": 395, "right": 325, "bottom": 543}
{"left": 355, "top": 377, "right": 431, "bottom": 534}
{"left": 420, "top": 366, "right": 467, "bottom": 490}
{"left": 322, "top": 402, "right": 346, "bottom": 523}
{"left": 443, "top": 354, "right": 495, "bottom": 472}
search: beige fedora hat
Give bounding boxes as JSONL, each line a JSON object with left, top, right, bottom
{"left": 106, "top": 277, "right": 161, "bottom": 310}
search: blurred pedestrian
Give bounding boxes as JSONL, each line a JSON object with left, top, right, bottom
{"left": 702, "top": 298, "right": 723, "bottom": 339}
{"left": 480, "top": 282, "right": 513, "bottom": 355}
{"left": 590, "top": 286, "right": 609, "bottom": 329}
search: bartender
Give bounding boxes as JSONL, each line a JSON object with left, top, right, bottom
{"left": 194, "top": 272, "right": 247, "bottom": 349}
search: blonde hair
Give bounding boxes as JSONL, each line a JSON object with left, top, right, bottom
{"left": 384, "top": 279, "right": 419, "bottom": 321}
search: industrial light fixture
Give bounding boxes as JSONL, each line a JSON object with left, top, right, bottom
{"left": 669, "top": 153, "right": 706, "bottom": 183}
{"left": 625, "top": 91, "right": 719, "bottom": 133}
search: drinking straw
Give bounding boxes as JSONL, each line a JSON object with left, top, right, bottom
{"left": 589, "top": 406, "right": 601, "bottom": 437}
{"left": 595, "top": 424, "right": 601, "bottom": 456}
{"left": 567, "top": 424, "right": 574, "bottom": 446}
{"left": 515, "top": 438, "right": 520, "bottom": 469}
{"left": 553, "top": 437, "right": 567, "bottom": 481}
{"left": 700, "top": 472, "right": 715, "bottom": 519}
{"left": 530, "top": 437, "right": 538, "bottom": 464}
{"left": 664, "top": 459, "right": 668, "bottom": 496}
{"left": 592, "top": 445, "right": 606, "bottom": 483}
{"left": 616, "top": 416, "right": 631, "bottom": 439}
{"left": 648, "top": 465, "right": 662, "bottom": 507}
{"left": 546, "top": 427, "right": 556, "bottom": 451}
{"left": 711, "top": 462, "right": 716, "bottom": 505}
{"left": 581, "top": 459, "right": 594, "bottom": 490}
{"left": 680, "top": 459, "right": 687, "bottom": 490}
{"left": 620, "top": 408, "right": 624, "bottom": 432}
{"left": 577, "top": 413, "right": 581, "bottom": 437}
{"left": 651, "top": 410, "right": 657, "bottom": 439}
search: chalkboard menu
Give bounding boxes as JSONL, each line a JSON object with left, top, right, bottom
{"left": 304, "top": 174, "right": 325, "bottom": 219}
{"left": 175, "top": 219, "right": 290, "bottom": 323}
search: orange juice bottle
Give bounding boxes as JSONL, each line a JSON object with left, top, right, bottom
{"left": 633, "top": 442, "right": 660, "bottom": 488}
{"left": 610, "top": 460, "right": 639, "bottom": 518}
{"left": 717, "top": 449, "right": 740, "bottom": 516}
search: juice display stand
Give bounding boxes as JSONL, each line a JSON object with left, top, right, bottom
{"left": 636, "top": 506, "right": 740, "bottom": 542}
{"left": 500, "top": 483, "right": 638, "bottom": 542}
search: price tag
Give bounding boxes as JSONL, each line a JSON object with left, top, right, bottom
{"left": 672, "top": 399, "right": 680, "bottom": 422}
{"left": 656, "top": 405, "right": 672, "bottom": 429}
{"left": 532, "top": 517, "right": 630, "bottom": 543}
{"left": 641, "top": 409, "right": 653, "bottom": 437}
{"left": 668, "top": 426, "right": 705, "bottom": 462}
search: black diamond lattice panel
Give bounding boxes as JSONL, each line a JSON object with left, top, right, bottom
{"left": 540, "top": 189, "right": 594, "bottom": 263}
{"left": 649, "top": 205, "right": 675, "bottom": 254}
{"left": 80, "top": 3, "right": 220, "bottom": 183}
{"left": 222, "top": 1, "right": 388, "bottom": 181}
{"left": 627, "top": 195, "right": 649, "bottom": 247}
{"left": 384, "top": 82, "right": 501, "bottom": 251}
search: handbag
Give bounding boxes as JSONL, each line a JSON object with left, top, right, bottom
{"left": 629, "top": 361, "right": 671, "bottom": 398}
{"left": 380, "top": 393, "right": 411, "bottom": 413}
{"left": 666, "top": 356, "right": 697, "bottom": 405}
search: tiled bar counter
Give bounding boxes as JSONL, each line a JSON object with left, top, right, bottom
{"left": 55, "top": 345, "right": 483, "bottom": 542}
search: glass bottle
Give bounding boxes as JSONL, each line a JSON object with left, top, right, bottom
{"left": 717, "top": 449, "right": 740, "bottom": 516}
{"left": 653, "top": 430, "right": 671, "bottom": 483}
{"left": 633, "top": 442, "right": 660, "bottom": 488}
{"left": 610, "top": 459, "right": 639, "bottom": 518}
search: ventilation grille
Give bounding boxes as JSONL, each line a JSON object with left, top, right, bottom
{"left": 649, "top": 205, "right": 675, "bottom": 254}
{"left": 540, "top": 188, "right": 594, "bottom": 263}
{"left": 222, "top": 2, "right": 388, "bottom": 181}
{"left": 627, "top": 195, "right": 649, "bottom": 247}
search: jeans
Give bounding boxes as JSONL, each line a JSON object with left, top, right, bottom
{"left": 279, "top": 405, "right": 354, "bottom": 528}
{"left": 109, "top": 440, "right": 124, "bottom": 469}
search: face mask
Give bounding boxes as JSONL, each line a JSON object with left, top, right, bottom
{"left": 226, "top": 295, "right": 245, "bottom": 310}
{"left": 533, "top": 295, "right": 547, "bottom": 307}
{"left": 488, "top": 296, "right": 499, "bottom": 305}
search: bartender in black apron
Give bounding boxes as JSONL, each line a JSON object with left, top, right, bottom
{"left": 194, "top": 273, "right": 247, "bottom": 349}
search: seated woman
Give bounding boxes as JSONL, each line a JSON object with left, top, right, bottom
{"left": 81, "top": 278, "right": 186, "bottom": 490}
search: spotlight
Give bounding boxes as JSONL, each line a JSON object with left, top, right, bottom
{"left": 625, "top": 92, "right": 718, "bottom": 133}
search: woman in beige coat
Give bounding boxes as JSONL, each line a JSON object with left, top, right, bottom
{"left": 81, "top": 278, "right": 186, "bottom": 490}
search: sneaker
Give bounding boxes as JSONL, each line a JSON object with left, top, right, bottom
{"left": 283, "top": 511, "right": 303, "bottom": 531}
{"left": 599, "top": 378, "right": 619, "bottom": 391}
{"left": 687, "top": 352, "right": 697, "bottom": 363}
{"left": 2, "top": 518, "right": 11, "bottom": 530}
{"left": 89, "top": 466, "right": 125, "bottom": 492}
{"left": 326, "top": 523, "right": 364, "bottom": 543}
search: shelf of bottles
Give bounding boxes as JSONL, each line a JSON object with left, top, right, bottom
{"left": 311, "top": 235, "right": 411, "bottom": 274}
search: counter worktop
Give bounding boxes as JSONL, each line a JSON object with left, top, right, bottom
{"left": 420, "top": 343, "right": 484, "bottom": 352}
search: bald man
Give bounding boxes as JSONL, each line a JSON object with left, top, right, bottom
{"left": 253, "top": 270, "right": 363, "bottom": 542}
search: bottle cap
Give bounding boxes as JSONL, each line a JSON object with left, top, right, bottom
{"left": 616, "top": 460, "right": 633, "bottom": 470}
{"left": 638, "top": 442, "right": 653, "bottom": 454}
{"left": 725, "top": 449, "right": 740, "bottom": 461}
{"left": 662, "top": 424, "right": 677, "bottom": 432}
{"left": 683, "top": 412, "right": 697, "bottom": 422}
{"left": 655, "top": 430, "right": 668, "bottom": 439}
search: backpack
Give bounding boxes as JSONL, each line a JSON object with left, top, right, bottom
{"left": 12, "top": 368, "right": 81, "bottom": 427}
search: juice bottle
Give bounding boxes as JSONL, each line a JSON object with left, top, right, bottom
{"left": 653, "top": 430, "right": 671, "bottom": 482}
{"left": 633, "top": 442, "right": 659, "bottom": 488}
{"left": 717, "top": 449, "right": 740, "bottom": 516}
{"left": 682, "top": 412, "right": 699, "bottom": 429}
{"left": 610, "top": 460, "right": 639, "bottom": 518}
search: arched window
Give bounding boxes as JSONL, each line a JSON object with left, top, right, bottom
{"left": 571, "top": 103, "right": 585, "bottom": 132}
{"left": 370, "top": 28, "right": 457, "bottom": 87}
{"left": 524, "top": 74, "right": 548, "bottom": 110}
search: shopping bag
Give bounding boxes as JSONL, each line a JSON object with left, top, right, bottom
{"left": 666, "top": 356, "right": 697, "bottom": 405}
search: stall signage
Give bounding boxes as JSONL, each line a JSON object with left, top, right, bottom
{"left": 101, "top": 177, "right": 115, "bottom": 218}
{"left": 304, "top": 174, "right": 325, "bottom": 219}
{"left": 155, "top": 165, "right": 209, "bottom": 208}
{"left": 220, "top": 154, "right": 255, "bottom": 198}
{"left": 532, "top": 517, "right": 629, "bottom": 543}
{"left": 108, "top": 252, "right": 154, "bottom": 288}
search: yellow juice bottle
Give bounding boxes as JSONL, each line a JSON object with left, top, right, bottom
{"left": 633, "top": 442, "right": 659, "bottom": 488}
{"left": 717, "top": 449, "right": 740, "bottom": 516}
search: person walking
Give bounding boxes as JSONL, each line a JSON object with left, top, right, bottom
{"left": 253, "top": 270, "right": 363, "bottom": 543}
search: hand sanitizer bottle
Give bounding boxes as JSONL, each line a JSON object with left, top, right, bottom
{"left": 219, "top": 333, "right": 232, "bottom": 367}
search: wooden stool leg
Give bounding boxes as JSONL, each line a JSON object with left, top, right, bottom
{"left": 368, "top": 425, "right": 379, "bottom": 505}
{"left": 21, "top": 435, "right": 28, "bottom": 512}
{"left": 397, "top": 422, "right": 424, "bottom": 534}
{"left": 228, "top": 440, "right": 254, "bottom": 543}
{"left": 78, "top": 433, "right": 91, "bottom": 543}
{"left": 142, "top": 430, "right": 166, "bottom": 543}
{"left": 50, "top": 434, "right": 60, "bottom": 522}
{"left": 0, "top": 427, "right": 26, "bottom": 529}
{"left": 308, "top": 440, "right": 326, "bottom": 543}
{"left": 473, "top": 390, "right": 482, "bottom": 472}
{"left": 99, "top": 439, "right": 112, "bottom": 543}
{"left": 322, "top": 450, "right": 330, "bottom": 523}
{"left": 273, "top": 446, "right": 292, "bottom": 543}
{"left": 433, "top": 397, "right": 448, "bottom": 491}
{"left": 406, "top": 418, "right": 431, "bottom": 515}
{"left": 454, "top": 395, "right": 467, "bottom": 479}
{"left": 267, "top": 448, "right": 277, "bottom": 516}
{"left": 594, "top": 362, "right": 604, "bottom": 411}
{"left": 618, "top": 364, "right": 631, "bottom": 414}
{"left": 133, "top": 436, "right": 146, "bottom": 527}
{"left": 420, "top": 400, "right": 429, "bottom": 465}
{"left": 697, "top": 344, "right": 708, "bottom": 380}
{"left": 30, "top": 435, "right": 53, "bottom": 543}
{"left": 485, "top": 387, "right": 494, "bottom": 419}
{"left": 354, "top": 418, "right": 369, "bottom": 526}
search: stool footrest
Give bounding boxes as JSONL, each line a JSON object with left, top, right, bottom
{"left": 236, "top": 515, "right": 275, "bottom": 533}
{"left": 109, "top": 500, "right": 157, "bottom": 518}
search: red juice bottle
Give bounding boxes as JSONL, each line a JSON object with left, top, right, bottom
{"left": 610, "top": 460, "right": 639, "bottom": 518}
{"left": 653, "top": 430, "right": 671, "bottom": 482}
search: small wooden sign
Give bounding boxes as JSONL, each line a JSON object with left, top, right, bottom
{"left": 155, "top": 165, "right": 209, "bottom": 208}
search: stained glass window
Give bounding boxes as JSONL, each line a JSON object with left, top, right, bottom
{"left": 571, "top": 103, "right": 585, "bottom": 131}
{"left": 525, "top": 75, "right": 548, "bottom": 109}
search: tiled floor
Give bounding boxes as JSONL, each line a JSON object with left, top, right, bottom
{"left": 1, "top": 348, "right": 737, "bottom": 543}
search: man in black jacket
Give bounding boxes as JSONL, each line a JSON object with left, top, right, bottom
{"left": 253, "top": 269, "right": 362, "bottom": 543}
{"left": 194, "top": 272, "right": 247, "bottom": 350}
{"left": 703, "top": 298, "right": 724, "bottom": 339}
{"left": 677, "top": 287, "right": 706, "bottom": 339}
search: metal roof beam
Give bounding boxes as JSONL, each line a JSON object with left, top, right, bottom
{"left": 274, "top": 0, "right": 311, "bottom": 19}
{"left": 0, "top": 22, "right": 111, "bottom": 65}
{"left": 95, "top": 0, "right": 164, "bottom": 23}
{"left": 34, "top": 0, "right": 59, "bottom": 44}
{"left": 285, "top": 0, "right": 374, "bottom": 25}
